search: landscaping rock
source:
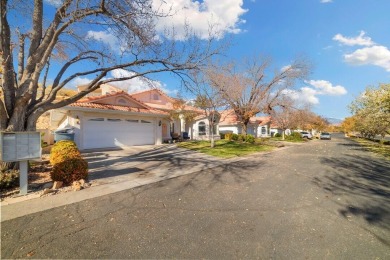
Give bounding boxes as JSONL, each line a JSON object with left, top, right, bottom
{"left": 52, "top": 181, "right": 63, "bottom": 189}
{"left": 41, "top": 188, "right": 54, "bottom": 196}
{"left": 72, "top": 181, "right": 83, "bottom": 191}
{"left": 42, "top": 182, "right": 53, "bottom": 189}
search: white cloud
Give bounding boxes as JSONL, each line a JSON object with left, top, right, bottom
{"left": 320, "top": 0, "right": 333, "bottom": 3}
{"left": 283, "top": 88, "right": 319, "bottom": 105}
{"left": 306, "top": 80, "right": 347, "bottom": 95}
{"left": 65, "top": 70, "right": 178, "bottom": 95}
{"left": 333, "top": 31, "right": 374, "bottom": 46}
{"left": 282, "top": 80, "right": 347, "bottom": 105}
{"left": 44, "top": 0, "right": 62, "bottom": 7}
{"left": 66, "top": 77, "right": 92, "bottom": 89}
{"left": 344, "top": 45, "right": 390, "bottom": 72}
{"left": 86, "top": 31, "right": 121, "bottom": 51}
{"left": 107, "top": 69, "right": 178, "bottom": 95}
{"left": 281, "top": 65, "right": 291, "bottom": 72}
{"left": 152, "top": 0, "right": 247, "bottom": 40}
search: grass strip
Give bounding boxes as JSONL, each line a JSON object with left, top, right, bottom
{"left": 177, "top": 140, "right": 274, "bottom": 158}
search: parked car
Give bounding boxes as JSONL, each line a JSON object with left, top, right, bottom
{"left": 320, "top": 132, "right": 331, "bottom": 140}
{"left": 300, "top": 131, "right": 313, "bottom": 139}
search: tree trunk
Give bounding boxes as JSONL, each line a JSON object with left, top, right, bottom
{"left": 210, "top": 123, "right": 215, "bottom": 148}
{"left": 282, "top": 130, "right": 285, "bottom": 140}
{"left": 242, "top": 123, "right": 248, "bottom": 136}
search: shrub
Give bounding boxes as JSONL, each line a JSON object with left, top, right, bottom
{"left": 231, "top": 133, "right": 239, "bottom": 141}
{"left": 50, "top": 140, "right": 81, "bottom": 165}
{"left": 274, "top": 133, "right": 281, "bottom": 138}
{"left": 237, "top": 134, "right": 245, "bottom": 142}
{"left": 220, "top": 133, "right": 225, "bottom": 139}
{"left": 50, "top": 157, "right": 88, "bottom": 185}
{"left": 286, "top": 132, "right": 303, "bottom": 141}
{"left": 0, "top": 170, "right": 20, "bottom": 190}
{"left": 225, "top": 133, "right": 233, "bottom": 141}
{"left": 246, "top": 134, "right": 255, "bottom": 143}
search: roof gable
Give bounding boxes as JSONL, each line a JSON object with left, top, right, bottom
{"left": 131, "top": 88, "right": 174, "bottom": 104}
{"left": 79, "top": 91, "right": 149, "bottom": 109}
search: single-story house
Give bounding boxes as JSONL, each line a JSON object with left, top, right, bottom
{"left": 131, "top": 88, "right": 219, "bottom": 141}
{"left": 218, "top": 110, "right": 281, "bottom": 137}
{"left": 50, "top": 86, "right": 218, "bottom": 150}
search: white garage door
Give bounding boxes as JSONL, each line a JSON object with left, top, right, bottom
{"left": 83, "top": 117, "right": 155, "bottom": 149}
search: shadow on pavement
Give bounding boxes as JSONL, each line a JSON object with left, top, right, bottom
{"left": 313, "top": 154, "right": 390, "bottom": 233}
{"left": 84, "top": 145, "right": 259, "bottom": 187}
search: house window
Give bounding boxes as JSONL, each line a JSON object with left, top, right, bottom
{"left": 261, "top": 126, "right": 266, "bottom": 134}
{"left": 107, "top": 118, "right": 121, "bottom": 122}
{"left": 118, "top": 98, "right": 127, "bottom": 105}
{"left": 126, "top": 119, "right": 139, "bottom": 123}
{"left": 198, "top": 122, "right": 206, "bottom": 135}
{"left": 141, "top": 120, "right": 151, "bottom": 123}
{"left": 89, "top": 118, "right": 104, "bottom": 121}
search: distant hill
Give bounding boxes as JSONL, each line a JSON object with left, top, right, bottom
{"left": 326, "top": 117, "right": 343, "bottom": 125}
{"left": 36, "top": 88, "right": 77, "bottom": 129}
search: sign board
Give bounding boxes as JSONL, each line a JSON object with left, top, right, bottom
{"left": 0, "top": 132, "right": 42, "bottom": 162}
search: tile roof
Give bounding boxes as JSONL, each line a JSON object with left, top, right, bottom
{"left": 68, "top": 102, "right": 168, "bottom": 115}
{"left": 78, "top": 91, "right": 127, "bottom": 103}
{"left": 143, "top": 102, "right": 203, "bottom": 112}
{"left": 131, "top": 88, "right": 175, "bottom": 101}
{"left": 219, "top": 109, "right": 272, "bottom": 125}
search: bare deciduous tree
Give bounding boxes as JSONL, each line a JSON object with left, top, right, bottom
{"left": 269, "top": 97, "right": 297, "bottom": 140}
{"left": 0, "top": 0, "right": 222, "bottom": 132}
{"left": 188, "top": 71, "right": 227, "bottom": 148}
{"left": 206, "top": 56, "right": 310, "bottom": 135}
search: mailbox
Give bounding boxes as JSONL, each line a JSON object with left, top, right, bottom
{"left": 0, "top": 132, "right": 42, "bottom": 162}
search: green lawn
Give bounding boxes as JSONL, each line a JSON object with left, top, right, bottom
{"left": 352, "top": 138, "right": 390, "bottom": 160}
{"left": 177, "top": 140, "right": 274, "bottom": 158}
{"left": 270, "top": 137, "right": 305, "bottom": 143}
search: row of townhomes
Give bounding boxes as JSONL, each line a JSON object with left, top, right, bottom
{"left": 48, "top": 84, "right": 282, "bottom": 150}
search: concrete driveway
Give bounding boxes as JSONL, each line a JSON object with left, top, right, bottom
{"left": 84, "top": 144, "right": 226, "bottom": 187}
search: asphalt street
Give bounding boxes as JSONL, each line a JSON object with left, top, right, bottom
{"left": 1, "top": 134, "right": 389, "bottom": 259}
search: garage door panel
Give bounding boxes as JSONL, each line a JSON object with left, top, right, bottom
{"left": 83, "top": 118, "right": 154, "bottom": 149}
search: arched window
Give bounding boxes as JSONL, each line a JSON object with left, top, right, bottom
{"left": 117, "top": 98, "right": 127, "bottom": 105}
{"left": 198, "top": 122, "right": 206, "bottom": 135}
{"left": 261, "top": 126, "right": 266, "bottom": 134}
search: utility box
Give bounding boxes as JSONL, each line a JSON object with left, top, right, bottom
{"left": 54, "top": 128, "right": 74, "bottom": 142}
{"left": 0, "top": 132, "right": 42, "bottom": 162}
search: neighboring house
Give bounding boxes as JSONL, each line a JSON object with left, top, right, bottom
{"left": 131, "top": 88, "right": 219, "bottom": 141}
{"left": 218, "top": 110, "right": 281, "bottom": 137}
{"left": 76, "top": 83, "right": 121, "bottom": 97}
{"left": 50, "top": 91, "right": 168, "bottom": 150}
{"left": 50, "top": 87, "right": 218, "bottom": 150}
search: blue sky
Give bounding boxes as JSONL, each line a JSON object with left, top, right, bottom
{"left": 154, "top": 0, "right": 390, "bottom": 119}
{"left": 34, "top": 1, "right": 390, "bottom": 119}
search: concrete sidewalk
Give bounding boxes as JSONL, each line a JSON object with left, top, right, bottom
{"left": 0, "top": 144, "right": 227, "bottom": 222}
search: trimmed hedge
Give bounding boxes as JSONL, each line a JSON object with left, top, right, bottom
{"left": 50, "top": 140, "right": 81, "bottom": 165}
{"left": 225, "top": 133, "right": 233, "bottom": 141}
{"left": 50, "top": 157, "right": 88, "bottom": 185}
{"left": 49, "top": 140, "right": 88, "bottom": 185}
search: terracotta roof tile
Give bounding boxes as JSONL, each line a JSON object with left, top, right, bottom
{"left": 69, "top": 102, "right": 168, "bottom": 115}
{"left": 78, "top": 91, "right": 127, "bottom": 103}
{"left": 219, "top": 110, "right": 273, "bottom": 125}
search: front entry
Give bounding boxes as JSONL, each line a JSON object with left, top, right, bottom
{"left": 162, "top": 123, "right": 168, "bottom": 139}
